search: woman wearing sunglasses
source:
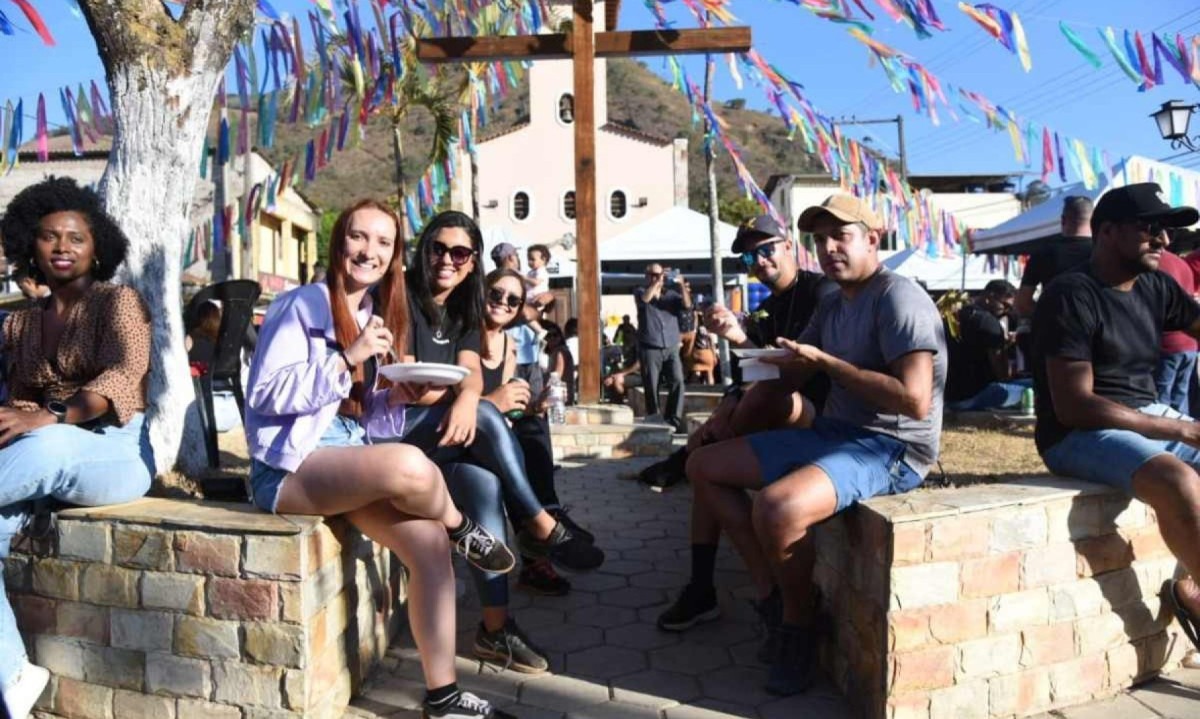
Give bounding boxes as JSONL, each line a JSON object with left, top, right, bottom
{"left": 245, "top": 200, "right": 513, "bottom": 719}
{"left": 482, "top": 271, "right": 596, "bottom": 591}
{"left": 378, "top": 212, "right": 604, "bottom": 661}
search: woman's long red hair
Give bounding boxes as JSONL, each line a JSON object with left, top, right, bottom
{"left": 326, "top": 199, "right": 408, "bottom": 417}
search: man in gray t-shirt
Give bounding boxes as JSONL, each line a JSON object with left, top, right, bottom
{"left": 680, "top": 194, "right": 947, "bottom": 697}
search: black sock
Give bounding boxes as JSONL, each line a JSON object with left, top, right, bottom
{"left": 447, "top": 516, "right": 474, "bottom": 542}
{"left": 425, "top": 682, "right": 460, "bottom": 707}
{"left": 691, "top": 544, "right": 718, "bottom": 589}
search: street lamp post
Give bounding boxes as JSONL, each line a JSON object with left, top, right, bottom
{"left": 1151, "top": 100, "right": 1200, "bottom": 153}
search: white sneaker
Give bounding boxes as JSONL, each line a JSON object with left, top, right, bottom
{"left": 3, "top": 663, "right": 50, "bottom": 719}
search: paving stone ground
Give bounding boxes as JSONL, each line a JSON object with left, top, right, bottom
{"left": 346, "top": 456, "right": 1200, "bottom": 719}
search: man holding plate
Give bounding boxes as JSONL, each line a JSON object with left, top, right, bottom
{"left": 653, "top": 214, "right": 835, "bottom": 632}
{"left": 673, "top": 195, "right": 947, "bottom": 695}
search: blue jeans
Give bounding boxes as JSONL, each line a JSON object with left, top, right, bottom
{"left": 1041, "top": 403, "right": 1200, "bottom": 495}
{"left": 747, "top": 417, "right": 923, "bottom": 512}
{"left": 249, "top": 415, "right": 365, "bottom": 513}
{"left": 1155, "top": 351, "right": 1197, "bottom": 415}
{"left": 0, "top": 414, "right": 154, "bottom": 686}
{"left": 946, "top": 379, "right": 1032, "bottom": 411}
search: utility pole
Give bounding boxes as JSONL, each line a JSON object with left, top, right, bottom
{"left": 831, "top": 115, "right": 908, "bottom": 184}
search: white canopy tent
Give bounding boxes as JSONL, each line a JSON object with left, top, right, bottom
{"left": 972, "top": 155, "right": 1200, "bottom": 255}
{"left": 881, "top": 248, "right": 1019, "bottom": 291}
{"left": 599, "top": 205, "right": 740, "bottom": 262}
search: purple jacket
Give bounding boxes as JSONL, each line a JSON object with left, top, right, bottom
{"left": 245, "top": 283, "right": 404, "bottom": 472}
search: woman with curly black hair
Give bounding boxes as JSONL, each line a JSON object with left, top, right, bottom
{"left": 0, "top": 177, "right": 154, "bottom": 719}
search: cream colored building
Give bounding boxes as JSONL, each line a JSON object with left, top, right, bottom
{"left": 452, "top": 0, "right": 689, "bottom": 263}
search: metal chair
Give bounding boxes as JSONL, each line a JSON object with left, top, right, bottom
{"left": 186, "top": 280, "right": 261, "bottom": 467}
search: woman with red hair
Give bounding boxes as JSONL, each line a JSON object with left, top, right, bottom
{"left": 244, "top": 200, "right": 512, "bottom": 719}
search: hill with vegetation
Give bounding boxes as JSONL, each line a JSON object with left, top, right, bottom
{"left": 262, "top": 58, "right": 826, "bottom": 217}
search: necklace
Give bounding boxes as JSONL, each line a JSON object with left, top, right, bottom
{"left": 433, "top": 304, "right": 448, "bottom": 342}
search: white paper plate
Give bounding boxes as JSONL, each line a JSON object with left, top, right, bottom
{"left": 731, "top": 348, "right": 792, "bottom": 360}
{"left": 378, "top": 362, "right": 469, "bottom": 387}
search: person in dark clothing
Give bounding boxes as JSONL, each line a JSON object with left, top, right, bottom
{"left": 640, "top": 215, "right": 837, "bottom": 490}
{"left": 1015, "top": 195, "right": 1094, "bottom": 318}
{"left": 1030, "top": 184, "right": 1200, "bottom": 661}
{"left": 945, "top": 280, "right": 1029, "bottom": 410}
{"left": 650, "top": 213, "right": 838, "bottom": 639}
{"left": 634, "top": 263, "right": 692, "bottom": 431}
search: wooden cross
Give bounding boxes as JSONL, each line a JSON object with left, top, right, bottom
{"left": 418, "top": 0, "right": 751, "bottom": 404}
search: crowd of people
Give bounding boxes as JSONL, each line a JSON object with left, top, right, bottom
{"left": 4, "top": 176, "right": 1200, "bottom": 718}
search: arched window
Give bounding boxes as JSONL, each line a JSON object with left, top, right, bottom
{"left": 558, "top": 93, "right": 575, "bottom": 124}
{"left": 610, "top": 190, "right": 628, "bottom": 219}
{"left": 512, "top": 191, "right": 530, "bottom": 221}
{"left": 563, "top": 191, "right": 576, "bottom": 220}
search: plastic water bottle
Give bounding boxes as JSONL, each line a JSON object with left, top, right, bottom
{"left": 547, "top": 372, "right": 567, "bottom": 425}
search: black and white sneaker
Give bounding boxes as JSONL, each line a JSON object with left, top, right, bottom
{"left": 517, "top": 522, "right": 604, "bottom": 572}
{"left": 422, "top": 690, "right": 514, "bottom": 719}
{"left": 548, "top": 506, "right": 594, "bottom": 544}
{"left": 657, "top": 582, "right": 721, "bottom": 632}
{"left": 473, "top": 618, "right": 551, "bottom": 674}
{"left": 451, "top": 520, "right": 516, "bottom": 574}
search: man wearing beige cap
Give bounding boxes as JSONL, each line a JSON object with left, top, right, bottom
{"left": 683, "top": 194, "right": 947, "bottom": 695}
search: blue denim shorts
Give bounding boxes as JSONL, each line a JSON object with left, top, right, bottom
{"left": 1041, "top": 403, "right": 1200, "bottom": 495}
{"left": 746, "top": 417, "right": 923, "bottom": 512}
{"left": 250, "top": 414, "right": 366, "bottom": 513}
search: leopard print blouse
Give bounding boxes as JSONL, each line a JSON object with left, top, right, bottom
{"left": 2, "top": 283, "right": 151, "bottom": 425}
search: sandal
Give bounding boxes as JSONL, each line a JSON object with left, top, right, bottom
{"left": 1164, "top": 579, "right": 1200, "bottom": 653}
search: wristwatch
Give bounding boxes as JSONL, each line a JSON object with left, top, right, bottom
{"left": 45, "top": 400, "right": 68, "bottom": 424}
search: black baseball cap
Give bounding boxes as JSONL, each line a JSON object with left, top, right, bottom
{"left": 732, "top": 215, "right": 787, "bottom": 253}
{"left": 1092, "top": 182, "right": 1199, "bottom": 228}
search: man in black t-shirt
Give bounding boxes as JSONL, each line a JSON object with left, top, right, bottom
{"left": 1031, "top": 183, "right": 1200, "bottom": 648}
{"left": 639, "top": 216, "right": 836, "bottom": 489}
{"left": 945, "top": 280, "right": 1029, "bottom": 410}
{"left": 1015, "top": 195, "right": 1094, "bottom": 318}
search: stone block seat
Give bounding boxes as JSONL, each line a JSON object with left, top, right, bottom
{"left": 552, "top": 403, "right": 675, "bottom": 461}
{"left": 4, "top": 497, "right": 404, "bottom": 718}
{"left": 815, "top": 477, "right": 1190, "bottom": 719}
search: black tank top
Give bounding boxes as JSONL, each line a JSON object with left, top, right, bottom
{"left": 481, "top": 334, "right": 508, "bottom": 394}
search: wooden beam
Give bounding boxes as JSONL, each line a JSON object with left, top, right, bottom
{"left": 606, "top": 0, "right": 621, "bottom": 31}
{"left": 417, "top": 34, "right": 571, "bottom": 63}
{"left": 573, "top": 0, "right": 601, "bottom": 405}
{"left": 596, "top": 27, "right": 751, "bottom": 57}
{"left": 417, "top": 26, "right": 751, "bottom": 64}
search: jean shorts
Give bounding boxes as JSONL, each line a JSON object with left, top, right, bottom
{"left": 250, "top": 414, "right": 366, "bottom": 512}
{"left": 746, "top": 417, "right": 923, "bottom": 512}
{"left": 1041, "top": 403, "right": 1200, "bottom": 495}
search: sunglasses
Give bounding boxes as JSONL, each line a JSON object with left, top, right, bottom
{"left": 430, "top": 241, "right": 476, "bottom": 267}
{"left": 487, "top": 287, "right": 522, "bottom": 310}
{"left": 1133, "top": 221, "right": 1167, "bottom": 237}
{"left": 739, "top": 239, "right": 784, "bottom": 267}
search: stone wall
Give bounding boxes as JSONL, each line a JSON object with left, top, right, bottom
{"left": 813, "top": 478, "right": 1188, "bottom": 719}
{"left": 3, "top": 498, "right": 405, "bottom": 718}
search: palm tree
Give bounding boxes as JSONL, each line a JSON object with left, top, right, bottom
{"left": 333, "top": 11, "right": 457, "bottom": 242}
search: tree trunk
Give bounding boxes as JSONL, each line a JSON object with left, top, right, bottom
{"left": 392, "top": 119, "right": 409, "bottom": 243}
{"left": 79, "top": 0, "right": 255, "bottom": 475}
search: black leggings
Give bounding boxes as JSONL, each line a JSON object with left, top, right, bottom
{"left": 511, "top": 414, "right": 560, "bottom": 522}
{"left": 399, "top": 400, "right": 546, "bottom": 522}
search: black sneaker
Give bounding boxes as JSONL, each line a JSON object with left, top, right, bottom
{"left": 657, "top": 583, "right": 721, "bottom": 632}
{"left": 765, "top": 625, "right": 815, "bottom": 696}
{"left": 548, "top": 506, "right": 594, "bottom": 544}
{"left": 451, "top": 521, "right": 516, "bottom": 574}
{"left": 637, "top": 449, "right": 687, "bottom": 490}
{"left": 518, "top": 522, "right": 605, "bottom": 572}
{"left": 423, "top": 690, "right": 513, "bottom": 718}
{"left": 473, "top": 619, "right": 550, "bottom": 674}
{"left": 518, "top": 557, "right": 571, "bottom": 596}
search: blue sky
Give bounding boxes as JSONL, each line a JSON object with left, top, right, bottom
{"left": 3, "top": 0, "right": 1200, "bottom": 185}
